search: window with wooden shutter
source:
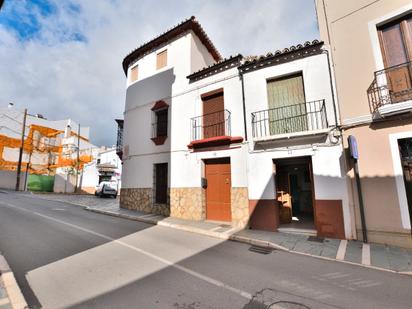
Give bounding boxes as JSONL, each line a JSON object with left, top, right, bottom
{"left": 154, "top": 163, "right": 168, "bottom": 204}
{"left": 156, "top": 50, "right": 167, "bottom": 70}
{"left": 378, "top": 14, "right": 412, "bottom": 102}
{"left": 129, "top": 65, "right": 138, "bottom": 83}
{"left": 266, "top": 73, "right": 307, "bottom": 135}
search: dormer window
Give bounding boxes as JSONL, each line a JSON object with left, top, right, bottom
{"left": 156, "top": 50, "right": 167, "bottom": 70}
{"left": 129, "top": 65, "right": 138, "bottom": 83}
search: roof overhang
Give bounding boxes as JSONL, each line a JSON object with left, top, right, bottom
{"left": 122, "top": 16, "right": 222, "bottom": 75}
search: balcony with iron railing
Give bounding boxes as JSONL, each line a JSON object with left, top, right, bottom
{"left": 115, "top": 119, "right": 123, "bottom": 160}
{"left": 251, "top": 100, "right": 329, "bottom": 141}
{"left": 188, "top": 109, "right": 242, "bottom": 149}
{"left": 367, "top": 61, "right": 412, "bottom": 117}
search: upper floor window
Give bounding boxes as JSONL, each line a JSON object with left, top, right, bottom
{"left": 154, "top": 109, "right": 168, "bottom": 137}
{"left": 156, "top": 50, "right": 167, "bottom": 70}
{"left": 129, "top": 65, "right": 138, "bottom": 83}
{"left": 151, "top": 100, "right": 169, "bottom": 145}
{"left": 378, "top": 14, "right": 412, "bottom": 68}
{"left": 266, "top": 73, "right": 307, "bottom": 135}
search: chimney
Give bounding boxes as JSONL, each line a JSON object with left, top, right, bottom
{"left": 64, "top": 124, "right": 72, "bottom": 138}
{"left": 8, "top": 102, "right": 14, "bottom": 108}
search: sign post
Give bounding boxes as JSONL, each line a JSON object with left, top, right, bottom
{"left": 348, "top": 135, "right": 368, "bottom": 243}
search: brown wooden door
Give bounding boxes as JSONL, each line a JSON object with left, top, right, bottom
{"left": 202, "top": 91, "right": 225, "bottom": 139}
{"left": 379, "top": 15, "right": 412, "bottom": 102}
{"left": 205, "top": 158, "right": 231, "bottom": 222}
{"left": 275, "top": 166, "right": 292, "bottom": 224}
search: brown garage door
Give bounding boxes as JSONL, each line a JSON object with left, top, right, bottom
{"left": 205, "top": 158, "right": 231, "bottom": 222}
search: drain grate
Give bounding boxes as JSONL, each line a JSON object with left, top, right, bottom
{"left": 307, "top": 236, "right": 324, "bottom": 243}
{"left": 268, "top": 301, "right": 310, "bottom": 309}
{"left": 249, "top": 245, "right": 274, "bottom": 255}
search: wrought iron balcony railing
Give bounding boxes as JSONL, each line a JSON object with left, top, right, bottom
{"left": 191, "top": 109, "right": 231, "bottom": 141}
{"left": 115, "top": 119, "right": 123, "bottom": 159}
{"left": 367, "top": 61, "right": 412, "bottom": 113}
{"left": 251, "top": 100, "right": 328, "bottom": 139}
{"left": 152, "top": 120, "right": 168, "bottom": 138}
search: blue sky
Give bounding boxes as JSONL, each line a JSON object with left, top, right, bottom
{"left": 0, "top": 0, "right": 319, "bottom": 146}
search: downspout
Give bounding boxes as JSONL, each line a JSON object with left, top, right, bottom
{"left": 324, "top": 49, "right": 339, "bottom": 128}
{"left": 239, "top": 71, "right": 248, "bottom": 141}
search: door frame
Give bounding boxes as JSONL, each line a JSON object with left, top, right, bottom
{"left": 273, "top": 156, "right": 316, "bottom": 229}
{"left": 204, "top": 157, "right": 232, "bottom": 222}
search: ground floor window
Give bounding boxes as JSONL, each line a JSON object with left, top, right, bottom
{"left": 398, "top": 138, "right": 412, "bottom": 224}
{"left": 154, "top": 163, "right": 168, "bottom": 204}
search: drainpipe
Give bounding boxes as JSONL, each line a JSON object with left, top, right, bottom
{"left": 239, "top": 71, "right": 248, "bottom": 141}
{"left": 324, "top": 49, "right": 339, "bottom": 128}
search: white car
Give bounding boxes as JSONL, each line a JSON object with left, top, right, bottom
{"left": 95, "top": 181, "right": 118, "bottom": 198}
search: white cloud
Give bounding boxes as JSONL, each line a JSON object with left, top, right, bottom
{"left": 0, "top": 0, "right": 318, "bottom": 146}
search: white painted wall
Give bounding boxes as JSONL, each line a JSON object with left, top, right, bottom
{"left": 0, "top": 170, "right": 26, "bottom": 190}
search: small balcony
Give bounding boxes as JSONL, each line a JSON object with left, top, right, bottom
{"left": 367, "top": 61, "right": 412, "bottom": 117}
{"left": 115, "top": 119, "right": 123, "bottom": 160}
{"left": 251, "top": 100, "right": 329, "bottom": 141}
{"left": 188, "top": 109, "right": 242, "bottom": 149}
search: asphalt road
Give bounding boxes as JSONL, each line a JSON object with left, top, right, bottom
{"left": 0, "top": 191, "right": 412, "bottom": 309}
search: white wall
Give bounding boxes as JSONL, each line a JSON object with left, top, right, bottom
{"left": 0, "top": 170, "right": 26, "bottom": 190}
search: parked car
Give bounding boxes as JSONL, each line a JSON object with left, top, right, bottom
{"left": 95, "top": 181, "right": 118, "bottom": 198}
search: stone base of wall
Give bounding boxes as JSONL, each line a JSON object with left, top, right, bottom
{"left": 170, "top": 188, "right": 204, "bottom": 220}
{"left": 120, "top": 188, "right": 170, "bottom": 216}
{"left": 231, "top": 187, "right": 249, "bottom": 228}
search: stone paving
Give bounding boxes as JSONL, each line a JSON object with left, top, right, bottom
{"left": 33, "top": 193, "right": 412, "bottom": 275}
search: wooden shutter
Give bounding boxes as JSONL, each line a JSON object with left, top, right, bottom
{"left": 379, "top": 23, "right": 408, "bottom": 67}
{"left": 155, "top": 163, "right": 168, "bottom": 204}
{"left": 156, "top": 50, "right": 167, "bottom": 70}
{"left": 378, "top": 15, "right": 412, "bottom": 102}
{"left": 266, "top": 74, "right": 307, "bottom": 135}
{"left": 202, "top": 90, "right": 224, "bottom": 139}
{"left": 129, "top": 65, "right": 138, "bottom": 83}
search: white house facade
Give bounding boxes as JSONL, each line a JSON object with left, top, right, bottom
{"left": 120, "top": 17, "right": 354, "bottom": 239}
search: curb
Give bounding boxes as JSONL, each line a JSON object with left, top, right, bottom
{"left": 28, "top": 194, "right": 412, "bottom": 278}
{"left": 85, "top": 206, "right": 412, "bottom": 277}
{"left": 0, "top": 255, "right": 28, "bottom": 309}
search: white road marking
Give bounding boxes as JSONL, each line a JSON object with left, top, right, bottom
{"left": 2, "top": 272, "right": 28, "bottom": 309}
{"left": 362, "top": 243, "right": 371, "bottom": 266}
{"left": 0, "top": 201, "right": 253, "bottom": 300}
{"left": 336, "top": 240, "right": 347, "bottom": 261}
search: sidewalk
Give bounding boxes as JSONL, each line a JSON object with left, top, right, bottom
{"left": 0, "top": 255, "right": 27, "bottom": 309}
{"left": 32, "top": 193, "right": 412, "bottom": 275}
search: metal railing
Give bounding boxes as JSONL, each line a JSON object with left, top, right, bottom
{"left": 251, "top": 100, "right": 328, "bottom": 139}
{"left": 116, "top": 125, "right": 123, "bottom": 154}
{"left": 367, "top": 61, "right": 412, "bottom": 112}
{"left": 190, "top": 109, "right": 231, "bottom": 141}
{"left": 152, "top": 120, "right": 168, "bottom": 138}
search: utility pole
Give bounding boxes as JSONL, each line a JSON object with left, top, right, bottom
{"left": 74, "top": 123, "right": 81, "bottom": 192}
{"left": 15, "top": 108, "right": 28, "bottom": 191}
{"left": 24, "top": 151, "right": 32, "bottom": 191}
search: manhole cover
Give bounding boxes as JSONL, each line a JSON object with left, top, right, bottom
{"left": 307, "top": 236, "right": 324, "bottom": 243}
{"left": 249, "top": 245, "right": 274, "bottom": 255}
{"left": 268, "top": 301, "right": 310, "bottom": 309}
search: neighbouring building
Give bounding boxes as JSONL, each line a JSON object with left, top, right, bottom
{"left": 316, "top": 0, "right": 412, "bottom": 247}
{"left": 0, "top": 104, "right": 95, "bottom": 192}
{"left": 120, "top": 16, "right": 352, "bottom": 239}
